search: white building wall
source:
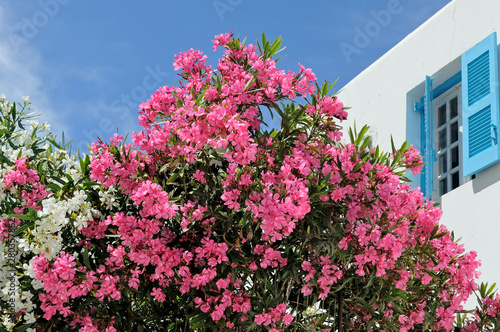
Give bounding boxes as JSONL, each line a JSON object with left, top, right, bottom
{"left": 339, "top": 0, "right": 500, "bottom": 296}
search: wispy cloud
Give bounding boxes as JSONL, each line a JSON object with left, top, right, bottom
{"left": 0, "top": 4, "right": 69, "bottom": 135}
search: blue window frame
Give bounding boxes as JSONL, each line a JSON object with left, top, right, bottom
{"left": 414, "top": 32, "right": 500, "bottom": 200}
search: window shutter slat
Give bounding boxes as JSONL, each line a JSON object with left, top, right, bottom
{"left": 462, "top": 32, "right": 500, "bottom": 176}
{"left": 467, "top": 51, "right": 490, "bottom": 105}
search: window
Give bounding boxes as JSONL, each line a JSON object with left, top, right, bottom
{"left": 434, "top": 86, "right": 462, "bottom": 196}
{"left": 413, "top": 32, "right": 500, "bottom": 200}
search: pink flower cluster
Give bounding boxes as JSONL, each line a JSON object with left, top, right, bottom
{"left": 33, "top": 252, "right": 94, "bottom": 320}
{"left": 194, "top": 274, "right": 251, "bottom": 324}
{"left": 462, "top": 293, "right": 500, "bottom": 331}
{"left": 254, "top": 303, "right": 294, "bottom": 331}
{"left": 3, "top": 157, "right": 39, "bottom": 188}
{"left": 21, "top": 182, "right": 50, "bottom": 210}
{"left": 1, "top": 157, "right": 49, "bottom": 240}
{"left": 253, "top": 245, "right": 287, "bottom": 269}
{"left": 22, "top": 32, "right": 484, "bottom": 331}
{"left": 401, "top": 145, "right": 424, "bottom": 176}
{"left": 301, "top": 256, "right": 342, "bottom": 300}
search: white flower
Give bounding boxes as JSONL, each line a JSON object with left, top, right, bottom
{"left": 17, "top": 238, "right": 33, "bottom": 253}
{"left": 303, "top": 301, "right": 327, "bottom": 317}
{"left": 99, "top": 186, "right": 119, "bottom": 210}
{"left": 24, "top": 312, "right": 36, "bottom": 324}
{"left": 2, "top": 317, "right": 15, "bottom": 330}
{"left": 74, "top": 214, "right": 88, "bottom": 230}
{"left": 41, "top": 122, "right": 51, "bottom": 132}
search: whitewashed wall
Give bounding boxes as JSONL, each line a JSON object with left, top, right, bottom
{"left": 338, "top": 0, "right": 500, "bottom": 301}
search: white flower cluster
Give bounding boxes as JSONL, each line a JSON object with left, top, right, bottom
{"left": 99, "top": 185, "right": 120, "bottom": 210}
{"left": 303, "top": 301, "right": 328, "bottom": 317}
{"left": 0, "top": 95, "right": 11, "bottom": 117}
{"left": 0, "top": 168, "right": 7, "bottom": 203}
{"left": 45, "top": 148, "right": 85, "bottom": 184}
{"left": 0, "top": 96, "right": 103, "bottom": 331}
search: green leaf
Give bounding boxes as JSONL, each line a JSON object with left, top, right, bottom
{"left": 46, "top": 137, "right": 63, "bottom": 150}
{"left": 244, "top": 77, "right": 256, "bottom": 91}
{"left": 190, "top": 312, "right": 211, "bottom": 328}
{"left": 9, "top": 213, "right": 35, "bottom": 222}
{"left": 355, "top": 125, "right": 370, "bottom": 146}
{"left": 269, "top": 36, "right": 284, "bottom": 58}
{"left": 167, "top": 173, "right": 180, "bottom": 184}
{"left": 486, "top": 282, "right": 497, "bottom": 297}
{"left": 82, "top": 181, "right": 101, "bottom": 187}
{"left": 335, "top": 277, "right": 354, "bottom": 292}
{"left": 47, "top": 183, "right": 61, "bottom": 192}
{"left": 14, "top": 323, "right": 34, "bottom": 332}
{"left": 12, "top": 222, "right": 35, "bottom": 236}
{"left": 364, "top": 271, "right": 376, "bottom": 289}
{"left": 83, "top": 247, "right": 92, "bottom": 270}
{"left": 0, "top": 151, "right": 12, "bottom": 165}
{"left": 359, "top": 136, "right": 372, "bottom": 151}
{"left": 64, "top": 173, "right": 74, "bottom": 182}
{"left": 348, "top": 127, "right": 355, "bottom": 144}
{"left": 391, "top": 145, "right": 404, "bottom": 168}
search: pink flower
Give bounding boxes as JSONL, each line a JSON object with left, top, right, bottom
{"left": 151, "top": 287, "right": 166, "bottom": 302}
{"left": 282, "top": 314, "right": 293, "bottom": 325}
{"left": 193, "top": 169, "right": 206, "bottom": 184}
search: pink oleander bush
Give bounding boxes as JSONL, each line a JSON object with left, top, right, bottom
{"left": 0, "top": 34, "right": 495, "bottom": 331}
{"left": 455, "top": 283, "right": 500, "bottom": 331}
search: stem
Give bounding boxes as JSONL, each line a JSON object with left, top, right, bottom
{"left": 338, "top": 290, "right": 343, "bottom": 332}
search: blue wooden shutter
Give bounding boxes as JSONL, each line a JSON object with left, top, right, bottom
{"left": 423, "top": 76, "right": 434, "bottom": 198}
{"left": 462, "top": 32, "right": 500, "bottom": 176}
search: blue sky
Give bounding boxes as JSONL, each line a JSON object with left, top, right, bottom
{"left": 0, "top": 0, "right": 451, "bottom": 153}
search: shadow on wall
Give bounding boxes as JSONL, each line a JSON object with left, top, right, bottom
{"left": 472, "top": 161, "right": 500, "bottom": 193}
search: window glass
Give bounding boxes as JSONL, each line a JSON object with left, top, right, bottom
{"left": 439, "top": 154, "right": 447, "bottom": 173}
{"left": 451, "top": 172, "right": 460, "bottom": 190}
{"left": 450, "top": 122, "right": 458, "bottom": 143}
{"left": 438, "top": 104, "right": 447, "bottom": 126}
{"left": 439, "top": 128, "right": 447, "bottom": 150}
{"left": 451, "top": 146, "right": 459, "bottom": 168}
{"left": 440, "top": 178, "right": 448, "bottom": 195}
{"left": 450, "top": 97, "right": 458, "bottom": 119}
{"left": 432, "top": 83, "right": 462, "bottom": 200}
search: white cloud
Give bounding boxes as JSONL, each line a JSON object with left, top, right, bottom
{"left": 0, "top": 4, "right": 69, "bottom": 135}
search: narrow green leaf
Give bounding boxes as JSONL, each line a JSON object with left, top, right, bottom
{"left": 12, "top": 222, "right": 35, "bottom": 236}
{"left": 355, "top": 125, "right": 370, "bottom": 146}
{"left": 82, "top": 181, "right": 101, "bottom": 187}
{"left": 0, "top": 151, "right": 12, "bottom": 165}
{"left": 190, "top": 312, "right": 211, "bottom": 327}
{"left": 14, "top": 323, "right": 34, "bottom": 332}
{"left": 9, "top": 214, "right": 35, "bottom": 222}
{"left": 83, "top": 247, "right": 92, "bottom": 270}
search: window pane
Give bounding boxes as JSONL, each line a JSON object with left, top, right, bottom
{"left": 451, "top": 172, "right": 460, "bottom": 190}
{"left": 450, "top": 97, "right": 458, "bottom": 119}
{"left": 438, "top": 128, "right": 447, "bottom": 150}
{"left": 450, "top": 121, "right": 458, "bottom": 143}
{"left": 440, "top": 178, "right": 448, "bottom": 195}
{"left": 438, "top": 104, "right": 447, "bottom": 126}
{"left": 439, "top": 154, "right": 447, "bottom": 174}
{"left": 451, "top": 146, "right": 459, "bottom": 169}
